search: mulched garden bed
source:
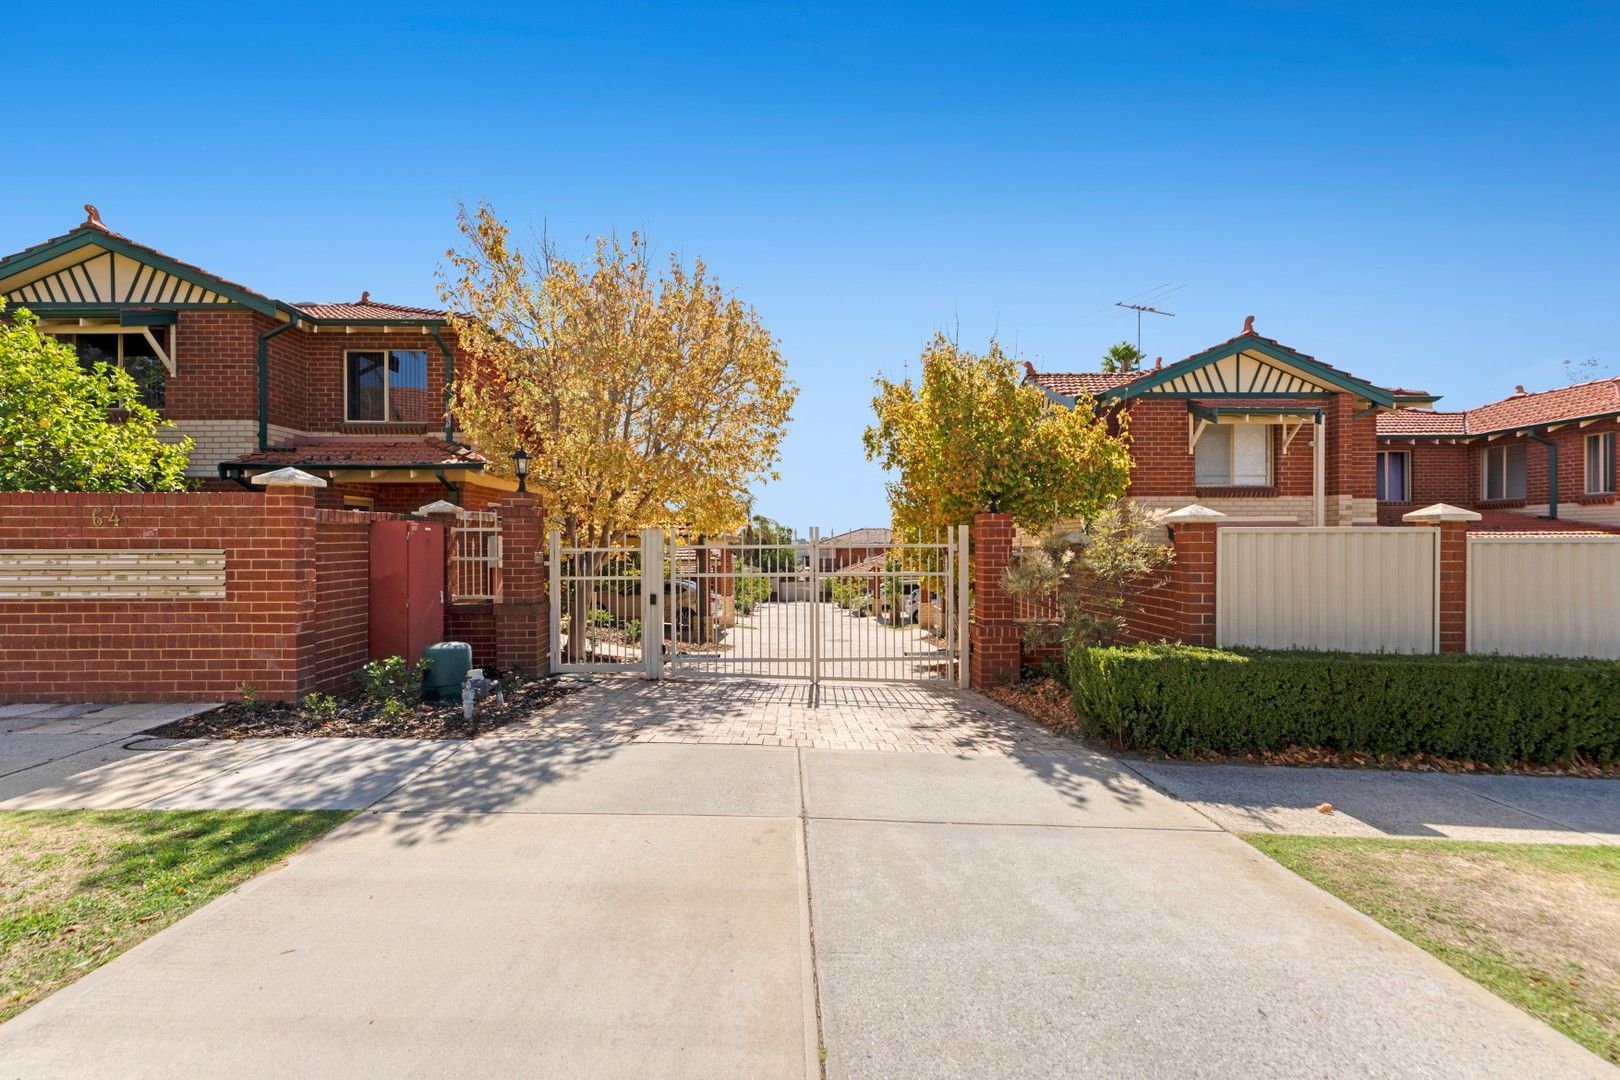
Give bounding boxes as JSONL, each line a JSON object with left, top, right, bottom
{"left": 148, "top": 674, "right": 574, "bottom": 741}
{"left": 985, "top": 676, "right": 1620, "bottom": 779}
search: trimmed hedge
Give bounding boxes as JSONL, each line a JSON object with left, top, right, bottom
{"left": 1068, "top": 644, "right": 1620, "bottom": 766}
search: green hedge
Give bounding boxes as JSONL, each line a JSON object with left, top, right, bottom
{"left": 1068, "top": 644, "right": 1620, "bottom": 766}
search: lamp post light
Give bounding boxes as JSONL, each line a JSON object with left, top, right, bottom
{"left": 512, "top": 448, "right": 530, "bottom": 493}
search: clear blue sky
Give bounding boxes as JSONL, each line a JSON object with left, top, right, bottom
{"left": 8, "top": 2, "right": 1616, "bottom": 530}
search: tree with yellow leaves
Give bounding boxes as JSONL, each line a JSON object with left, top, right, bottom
{"left": 439, "top": 203, "right": 797, "bottom": 546}
{"left": 863, "top": 334, "right": 1132, "bottom": 533}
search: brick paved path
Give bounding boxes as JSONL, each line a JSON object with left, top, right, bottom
{"left": 492, "top": 676, "right": 1075, "bottom": 755}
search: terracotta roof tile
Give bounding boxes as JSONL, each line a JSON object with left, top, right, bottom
{"left": 292, "top": 300, "right": 446, "bottom": 322}
{"left": 1378, "top": 378, "right": 1620, "bottom": 438}
{"left": 1465, "top": 378, "right": 1620, "bottom": 433}
{"left": 1026, "top": 371, "right": 1146, "bottom": 396}
{"left": 1376, "top": 410, "right": 1467, "bottom": 435}
{"left": 233, "top": 438, "right": 486, "bottom": 468}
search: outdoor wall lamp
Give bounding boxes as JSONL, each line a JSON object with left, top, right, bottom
{"left": 513, "top": 448, "right": 530, "bottom": 493}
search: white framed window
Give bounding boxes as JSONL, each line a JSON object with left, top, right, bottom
{"left": 345, "top": 349, "right": 432, "bottom": 422}
{"left": 1586, "top": 432, "right": 1617, "bottom": 495}
{"left": 1195, "top": 424, "right": 1272, "bottom": 486}
{"left": 1375, "top": 450, "right": 1410, "bottom": 502}
{"left": 1481, "top": 443, "right": 1527, "bottom": 501}
{"left": 52, "top": 328, "right": 172, "bottom": 409}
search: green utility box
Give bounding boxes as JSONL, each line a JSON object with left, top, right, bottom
{"left": 422, "top": 641, "right": 473, "bottom": 701}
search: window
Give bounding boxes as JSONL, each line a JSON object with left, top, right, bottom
{"left": 345, "top": 350, "right": 431, "bottom": 422}
{"left": 1587, "top": 432, "right": 1617, "bottom": 495}
{"left": 52, "top": 328, "right": 171, "bottom": 409}
{"left": 1195, "top": 424, "right": 1271, "bottom": 487}
{"left": 1376, "top": 450, "right": 1410, "bottom": 502}
{"left": 1481, "top": 443, "right": 1527, "bottom": 501}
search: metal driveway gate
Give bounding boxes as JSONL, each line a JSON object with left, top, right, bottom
{"left": 549, "top": 525, "right": 969, "bottom": 689}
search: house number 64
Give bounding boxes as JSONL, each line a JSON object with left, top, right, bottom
{"left": 90, "top": 508, "right": 123, "bottom": 528}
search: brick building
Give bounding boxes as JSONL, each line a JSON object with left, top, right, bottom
{"left": 0, "top": 206, "right": 514, "bottom": 511}
{"left": 1374, "top": 378, "right": 1620, "bottom": 531}
{"left": 1026, "top": 317, "right": 1437, "bottom": 527}
{"left": 1027, "top": 317, "right": 1620, "bottom": 535}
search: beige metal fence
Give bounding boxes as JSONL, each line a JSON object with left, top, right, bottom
{"left": 447, "top": 511, "right": 501, "bottom": 602}
{"left": 1467, "top": 535, "right": 1620, "bottom": 659}
{"left": 1216, "top": 527, "right": 1438, "bottom": 653}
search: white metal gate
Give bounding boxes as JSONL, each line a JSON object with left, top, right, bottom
{"left": 1216, "top": 527, "right": 1439, "bottom": 653}
{"left": 549, "top": 528, "right": 663, "bottom": 675}
{"left": 549, "top": 525, "right": 969, "bottom": 689}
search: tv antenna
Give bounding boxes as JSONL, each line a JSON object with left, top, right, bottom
{"left": 1114, "top": 301, "right": 1176, "bottom": 351}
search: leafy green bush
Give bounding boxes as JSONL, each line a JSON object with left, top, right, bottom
{"left": 622, "top": 618, "right": 643, "bottom": 644}
{"left": 734, "top": 573, "right": 770, "bottom": 615}
{"left": 586, "top": 608, "right": 616, "bottom": 628}
{"left": 357, "top": 656, "right": 431, "bottom": 707}
{"left": 1068, "top": 644, "right": 1620, "bottom": 766}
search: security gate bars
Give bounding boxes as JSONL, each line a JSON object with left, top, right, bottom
{"left": 548, "top": 525, "right": 969, "bottom": 691}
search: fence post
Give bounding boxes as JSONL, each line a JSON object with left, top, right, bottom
{"left": 493, "top": 493, "right": 547, "bottom": 673}
{"left": 415, "top": 499, "right": 462, "bottom": 602}
{"left": 969, "top": 511, "right": 1021, "bottom": 688}
{"left": 641, "top": 526, "right": 663, "bottom": 679}
{"left": 1165, "top": 505, "right": 1226, "bottom": 646}
{"left": 1403, "top": 503, "right": 1481, "bottom": 653}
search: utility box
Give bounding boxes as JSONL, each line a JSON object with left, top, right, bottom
{"left": 369, "top": 519, "right": 445, "bottom": 662}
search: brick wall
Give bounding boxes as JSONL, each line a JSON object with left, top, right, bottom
{"left": 303, "top": 510, "right": 375, "bottom": 694}
{"left": 0, "top": 490, "right": 403, "bottom": 703}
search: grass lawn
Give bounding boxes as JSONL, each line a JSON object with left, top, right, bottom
{"left": 1, "top": 809, "right": 352, "bottom": 1022}
{"left": 1248, "top": 835, "right": 1620, "bottom": 1065}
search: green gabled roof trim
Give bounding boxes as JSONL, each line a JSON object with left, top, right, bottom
{"left": 0, "top": 226, "right": 284, "bottom": 318}
{"left": 1099, "top": 334, "right": 1397, "bottom": 409}
{"left": 1187, "top": 402, "right": 1324, "bottom": 423}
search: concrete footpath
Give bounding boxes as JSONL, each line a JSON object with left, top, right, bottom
{"left": 1, "top": 724, "right": 1614, "bottom": 1077}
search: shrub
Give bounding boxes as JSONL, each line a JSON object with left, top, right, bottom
{"left": 622, "top": 618, "right": 643, "bottom": 644}
{"left": 1068, "top": 644, "right": 1620, "bottom": 767}
{"left": 300, "top": 692, "right": 340, "bottom": 719}
{"left": 358, "top": 656, "right": 431, "bottom": 707}
{"left": 734, "top": 573, "right": 770, "bottom": 615}
{"left": 586, "top": 608, "right": 616, "bottom": 629}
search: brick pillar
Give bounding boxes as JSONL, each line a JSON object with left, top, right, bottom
{"left": 1403, "top": 503, "right": 1480, "bottom": 653}
{"left": 1165, "top": 505, "right": 1226, "bottom": 646}
{"left": 969, "top": 512, "right": 1021, "bottom": 687}
{"left": 493, "top": 493, "right": 548, "bottom": 673}
{"left": 253, "top": 469, "right": 326, "bottom": 701}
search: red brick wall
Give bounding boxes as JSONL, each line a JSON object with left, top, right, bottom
{"left": 297, "top": 330, "right": 464, "bottom": 433}
{"left": 0, "top": 491, "right": 402, "bottom": 703}
{"left": 1324, "top": 395, "right": 1378, "bottom": 501}
{"left": 445, "top": 605, "right": 499, "bottom": 667}
{"left": 1120, "top": 399, "right": 1195, "bottom": 495}
{"left": 1122, "top": 395, "right": 1361, "bottom": 500}
{"left": 164, "top": 309, "right": 261, "bottom": 421}
{"left": 1381, "top": 426, "right": 1616, "bottom": 515}
{"left": 303, "top": 511, "right": 375, "bottom": 694}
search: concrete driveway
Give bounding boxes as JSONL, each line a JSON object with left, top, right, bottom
{"left": 0, "top": 688, "right": 1614, "bottom": 1078}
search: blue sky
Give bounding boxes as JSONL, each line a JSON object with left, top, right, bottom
{"left": 7, "top": 2, "right": 1617, "bottom": 529}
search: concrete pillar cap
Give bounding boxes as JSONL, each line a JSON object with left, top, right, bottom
{"left": 250, "top": 467, "right": 327, "bottom": 488}
{"left": 414, "top": 500, "right": 462, "bottom": 516}
{"left": 1164, "top": 504, "right": 1228, "bottom": 522}
{"left": 1401, "top": 503, "right": 1482, "bottom": 523}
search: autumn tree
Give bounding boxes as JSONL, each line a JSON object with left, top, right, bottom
{"left": 0, "top": 309, "right": 191, "bottom": 492}
{"left": 439, "top": 202, "right": 797, "bottom": 546}
{"left": 1100, "top": 341, "right": 1146, "bottom": 373}
{"left": 863, "top": 334, "right": 1132, "bottom": 533}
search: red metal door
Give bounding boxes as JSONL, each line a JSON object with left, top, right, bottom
{"left": 370, "top": 520, "right": 445, "bottom": 661}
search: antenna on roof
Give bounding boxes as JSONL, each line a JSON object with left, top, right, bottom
{"left": 1114, "top": 301, "right": 1176, "bottom": 351}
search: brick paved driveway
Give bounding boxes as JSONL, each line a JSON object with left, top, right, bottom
{"left": 491, "top": 675, "right": 1075, "bottom": 755}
